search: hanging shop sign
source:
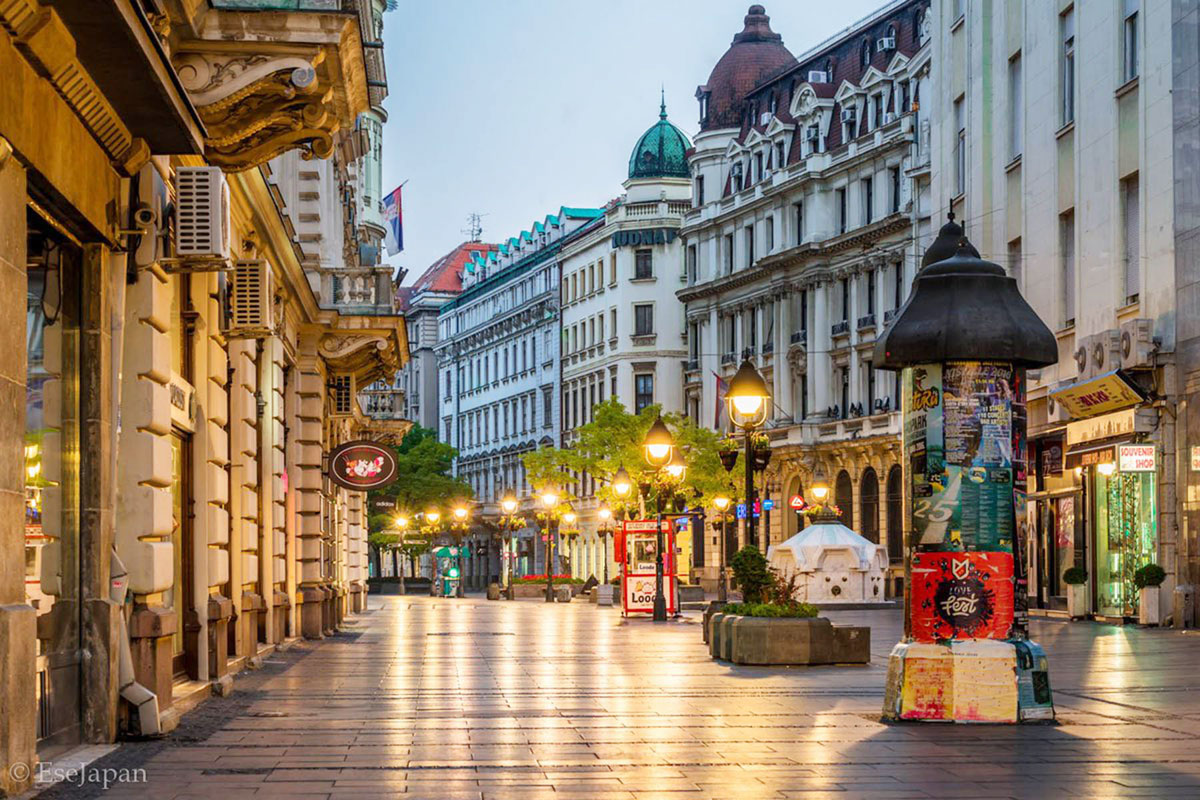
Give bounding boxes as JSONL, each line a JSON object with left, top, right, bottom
{"left": 168, "top": 371, "right": 196, "bottom": 433}
{"left": 327, "top": 440, "right": 399, "bottom": 490}
{"left": 1118, "top": 444, "right": 1156, "bottom": 473}
{"left": 1066, "top": 408, "right": 1139, "bottom": 446}
{"left": 1049, "top": 370, "right": 1146, "bottom": 420}
{"left": 1065, "top": 444, "right": 1116, "bottom": 469}
{"left": 610, "top": 227, "right": 678, "bottom": 248}
{"left": 1192, "top": 446, "right": 1200, "bottom": 472}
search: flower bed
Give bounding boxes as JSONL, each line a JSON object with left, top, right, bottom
{"left": 516, "top": 575, "right": 584, "bottom": 585}
{"left": 721, "top": 602, "right": 819, "bottom": 618}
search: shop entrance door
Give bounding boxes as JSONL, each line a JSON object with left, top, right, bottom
{"left": 1092, "top": 469, "right": 1156, "bottom": 617}
{"left": 25, "top": 210, "right": 82, "bottom": 752}
{"left": 1034, "top": 494, "right": 1079, "bottom": 611}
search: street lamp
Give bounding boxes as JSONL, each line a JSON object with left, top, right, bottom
{"left": 539, "top": 487, "right": 560, "bottom": 602}
{"left": 664, "top": 448, "right": 687, "bottom": 480}
{"left": 712, "top": 495, "right": 732, "bottom": 602}
{"left": 597, "top": 504, "right": 613, "bottom": 584}
{"left": 560, "top": 509, "right": 578, "bottom": 580}
{"left": 810, "top": 465, "right": 830, "bottom": 508}
{"left": 394, "top": 513, "right": 410, "bottom": 594}
{"left": 726, "top": 359, "right": 771, "bottom": 551}
{"left": 451, "top": 504, "right": 470, "bottom": 597}
{"left": 642, "top": 416, "right": 678, "bottom": 621}
{"left": 423, "top": 509, "right": 443, "bottom": 595}
{"left": 612, "top": 467, "right": 633, "bottom": 500}
{"left": 499, "top": 492, "right": 520, "bottom": 590}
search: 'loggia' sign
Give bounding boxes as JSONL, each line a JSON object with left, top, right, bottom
{"left": 327, "top": 440, "right": 399, "bottom": 490}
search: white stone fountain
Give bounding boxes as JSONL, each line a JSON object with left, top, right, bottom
{"left": 767, "top": 509, "right": 889, "bottom": 605}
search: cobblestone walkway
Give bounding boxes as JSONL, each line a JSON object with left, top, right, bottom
{"left": 34, "top": 597, "right": 1200, "bottom": 799}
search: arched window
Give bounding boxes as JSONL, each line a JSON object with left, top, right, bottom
{"left": 886, "top": 464, "right": 903, "bottom": 560}
{"left": 861, "top": 39, "right": 872, "bottom": 68}
{"left": 835, "top": 469, "right": 854, "bottom": 529}
{"left": 784, "top": 476, "right": 803, "bottom": 538}
{"left": 860, "top": 468, "right": 880, "bottom": 543}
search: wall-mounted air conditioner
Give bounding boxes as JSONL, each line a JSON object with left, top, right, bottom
{"left": 1120, "top": 318, "right": 1156, "bottom": 370}
{"left": 1090, "top": 329, "right": 1122, "bottom": 376}
{"left": 808, "top": 70, "right": 828, "bottom": 83}
{"left": 877, "top": 36, "right": 896, "bottom": 51}
{"left": 806, "top": 126, "right": 820, "bottom": 142}
{"left": 173, "top": 166, "right": 230, "bottom": 260}
{"left": 225, "top": 260, "right": 274, "bottom": 336}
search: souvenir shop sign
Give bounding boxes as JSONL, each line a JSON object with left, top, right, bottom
{"left": 1118, "top": 444, "right": 1156, "bottom": 472}
{"left": 910, "top": 552, "right": 1015, "bottom": 642}
{"left": 327, "top": 440, "right": 399, "bottom": 490}
{"left": 1050, "top": 370, "right": 1145, "bottom": 420}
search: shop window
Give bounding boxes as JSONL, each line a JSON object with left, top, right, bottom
{"left": 1093, "top": 469, "right": 1156, "bottom": 617}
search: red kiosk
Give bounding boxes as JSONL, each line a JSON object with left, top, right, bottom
{"left": 616, "top": 519, "right": 678, "bottom": 616}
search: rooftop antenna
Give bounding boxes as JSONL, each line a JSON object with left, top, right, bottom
{"left": 462, "top": 212, "right": 486, "bottom": 243}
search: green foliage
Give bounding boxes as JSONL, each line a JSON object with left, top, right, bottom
{"left": 515, "top": 575, "right": 584, "bottom": 585}
{"left": 730, "top": 546, "right": 771, "bottom": 603}
{"left": 520, "top": 397, "right": 742, "bottom": 517}
{"left": 366, "top": 426, "right": 473, "bottom": 538}
{"left": 1133, "top": 563, "right": 1166, "bottom": 589}
{"left": 720, "top": 602, "right": 819, "bottom": 618}
{"left": 1062, "top": 566, "right": 1088, "bottom": 585}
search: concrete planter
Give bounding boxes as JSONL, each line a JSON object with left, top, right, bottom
{"left": 555, "top": 585, "right": 572, "bottom": 603}
{"left": 510, "top": 583, "right": 551, "bottom": 598}
{"left": 595, "top": 584, "right": 615, "bottom": 606}
{"left": 708, "top": 612, "right": 726, "bottom": 655}
{"left": 486, "top": 583, "right": 501, "bottom": 601}
{"left": 712, "top": 615, "right": 869, "bottom": 666}
{"left": 1139, "top": 586, "right": 1162, "bottom": 625}
{"left": 1066, "top": 583, "right": 1088, "bottom": 619}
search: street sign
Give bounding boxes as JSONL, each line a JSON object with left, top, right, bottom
{"left": 763, "top": 499, "right": 775, "bottom": 511}
{"left": 789, "top": 494, "right": 806, "bottom": 510}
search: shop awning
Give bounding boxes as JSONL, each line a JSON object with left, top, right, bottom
{"left": 1049, "top": 370, "right": 1146, "bottom": 420}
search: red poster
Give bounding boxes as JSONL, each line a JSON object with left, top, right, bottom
{"left": 911, "top": 552, "right": 1014, "bottom": 642}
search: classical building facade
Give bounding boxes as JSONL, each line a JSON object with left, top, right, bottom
{"left": 680, "top": 1, "right": 931, "bottom": 589}
{"left": 2, "top": 0, "right": 407, "bottom": 790}
{"left": 436, "top": 209, "right": 601, "bottom": 584}
{"left": 558, "top": 101, "right": 693, "bottom": 580}
{"left": 926, "top": 0, "right": 1196, "bottom": 620}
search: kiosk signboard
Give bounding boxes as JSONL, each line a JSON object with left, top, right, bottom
{"left": 619, "top": 520, "right": 677, "bottom": 616}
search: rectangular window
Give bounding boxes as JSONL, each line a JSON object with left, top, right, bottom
{"left": 765, "top": 216, "right": 774, "bottom": 252}
{"left": 890, "top": 167, "right": 901, "bottom": 213}
{"left": 954, "top": 95, "right": 966, "bottom": 196}
{"left": 609, "top": 307, "right": 617, "bottom": 340}
{"left": 1124, "top": 0, "right": 1139, "bottom": 82}
{"left": 609, "top": 253, "right": 617, "bottom": 285}
{"left": 1007, "top": 237, "right": 1022, "bottom": 289}
{"left": 775, "top": 141, "right": 785, "bottom": 168}
{"left": 1123, "top": 174, "right": 1140, "bottom": 303}
{"left": 696, "top": 175, "right": 705, "bottom": 206}
{"left": 634, "top": 374, "right": 654, "bottom": 413}
{"left": 754, "top": 152, "right": 764, "bottom": 182}
{"left": 724, "top": 233, "right": 734, "bottom": 273}
{"left": 866, "top": 360, "right": 876, "bottom": 412}
{"left": 840, "top": 277, "right": 850, "bottom": 322}
{"left": 745, "top": 225, "right": 755, "bottom": 267}
{"left": 800, "top": 289, "right": 808, "bottom": 342}
{"left": 862, "top": 177, "right": 873, "bottom": 224}
{"left": 1061, "top": 8, "right": 1075, "bottom": 126}
{"left": 633, "top": 304, "right": 654, "bottom": 336}
{"left": 793, "top": 201, "right": 803, "bottom": 244}
{"left": 542, "top": 387, "right": 552, "bottom": 428}
{"left": 866, "top": 270, "right": 876, "bottom": 315}
{"left": 634, "top": 249, "right": 653, "bottom": 279}
{"left": 1061, "top": 210, "right": 1076, "bottom": 325}
{"left": 686, "top": 244, "right": 698, "bottom": 284}
{"left": 837, "top": 188, "right": 847, "bottom": 233}
{"left": 1008, "top": 53, "right": 1022, "bottom": 160}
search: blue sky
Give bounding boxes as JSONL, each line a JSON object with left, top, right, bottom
{"left": 380, "top": 0, "right": 886, "bottom": 280}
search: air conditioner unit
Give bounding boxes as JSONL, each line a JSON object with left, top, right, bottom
{"left": 806, "top": 126, "right": 820, "bottom": 142}
{"left": 807, "top": 70, "right": 828, "bottom": 83}
{"left": 1120, "top": 318, "right": 1156, "bottom": 370}
{"left": 759, "top": 111, "right": 772, "bottom": 125}
{"left": 877, "top": 36, "right": 896, "bottom": 51}
{"left": 1072, "top": 337, "right": 1091, "bottom": 380}
{"left": 173, "top": 166, "right": 230, "bottom": 260}
{"left": 134, "top": 163, "right": 170, "bottom": 269}
{"left": 841, "top": 108, "right": 857, "bottom": 123}
{"left": 226, "top": 260, "right": 275, "bottom": 336}
{"left": 328, "top": 374, "right": 355, "bottom": 417}
{"left": 1090, "top": 329, "right": 1122, "bottom": 376}
{"left": 1046, "top": 394, "right": 1069, "bottom": 425}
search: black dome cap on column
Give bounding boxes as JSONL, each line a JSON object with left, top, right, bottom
{"left": 874, "top": 214, "right": 1056, "bottom": 370}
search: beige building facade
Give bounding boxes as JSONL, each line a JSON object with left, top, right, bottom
{"left": 1, "top": 0, "right": 406, "bottom": 793}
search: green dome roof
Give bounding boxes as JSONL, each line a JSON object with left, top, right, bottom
{"left": 627, "top": 97, "right": 692, "bottom": 180}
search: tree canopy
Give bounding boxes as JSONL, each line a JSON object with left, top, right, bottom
{"left": 521, "top": 398, "right": 743, "bottom": 517}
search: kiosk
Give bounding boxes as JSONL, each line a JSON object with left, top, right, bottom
{"left": 617, "top": 520, "right": 678, "bottom": 616}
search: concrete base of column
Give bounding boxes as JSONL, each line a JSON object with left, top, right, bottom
{"left": 0, "top": 604, "right": 36, "bottom": 795}
{"left": 272, "top": 591, "right": 289, "bottom": 643}
{"left": 128, "top": 605, "right": 177, "bottom": 716}
{"left": 299, "top": 587, "right": 326, "bottom": 639}
{"left": 240, "top": 591, "right": 263, "bottom": 652}
{"left": 349, "top": 583, "right": 365, "bottom": 613}
{"left": 881, "top": 639, "right": 1054, "bottom": 723}
{"left": 207, "top": 595, "right": 233, "bottom": 682}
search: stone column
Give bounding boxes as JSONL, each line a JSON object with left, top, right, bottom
{"left": 0, "top": 144, "right": 36, "bottom": 796}
{"left": 811, "top": 284, "right": 831, "bottom": 413}
{"left": 228, "top": 339, "right": 261, "bottom": 656}
{"left": 294, "top": 357, "right": 326, "bottom": 638}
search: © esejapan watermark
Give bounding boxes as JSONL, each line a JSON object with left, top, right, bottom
{"left": 8, "top": 760, "right": 147, "bottom": 790}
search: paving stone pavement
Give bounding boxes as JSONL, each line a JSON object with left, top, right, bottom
{"left": 32, "top": 596, "right": 1200, "bottom": 799}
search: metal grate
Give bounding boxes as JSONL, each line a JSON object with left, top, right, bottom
{"left": 231, "top": 261, "right": 268, "bottom": 330}
{"left": 330, "top": 375, "right": 353, "bottom": 415}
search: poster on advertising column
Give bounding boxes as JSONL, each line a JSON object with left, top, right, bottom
{"left": 904, "top": 364, "right": 958, "bottom": 548}
{"left": 942, "top": 362, "right": 1015, "bottom": 552}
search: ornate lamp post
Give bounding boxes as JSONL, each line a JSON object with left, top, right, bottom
{"left": 538, "top": 487, "right": 560, "bottom": 603}
{"left": 424, "top": 508, "right": 442, "bottom": 596}
{"left": 596, "top": 505, "right": 613, "bottom": 584}
{"left": 875, "top": 214, "right": 1057, "bottom": 723}
{"left": 641, "top": 415, "right": 678, "bottom": 622}
{"left": 725, "top": 359, "right": 770, "bottom": 550}
{"left": 394, "top": 513, "right": 410, "bottom": 595}
{"left": 498, "top": 492, "right": 521, "bottom": 591}
{"left": 451, "top": 504, "right": 470, "bottom": 597}
{"left": 712, "top": 495, "right": 731, "bottom": 602}
{"left": 560, "top": 509, "right": 578, "bottom": 580}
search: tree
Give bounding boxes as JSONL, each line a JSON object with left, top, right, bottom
{"left": 366, "top": 426, "right": 473, "bottom": 575}
{"left": 730, "top": 546, "right": 771, "bottom": 603}
{"left": 521, "top": 398, "right": 742, "bottom": 517}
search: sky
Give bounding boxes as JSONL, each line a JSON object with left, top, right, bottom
{"left": 380, "top": 0, "right": 888, "bottom": 281}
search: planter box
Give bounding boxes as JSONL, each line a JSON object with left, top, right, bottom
{"left": 1139, "top": 586, "right": 1162, "bottom": 625}
{"left": 555, "top": 585, "right": 572, "bottom": 603}
{"left": 1066, "top": 583, "right": 1088, "bottom": 619}
{"left": 595, "top": 584, "right": 615, "bottom": 606}
{"left": 709, "top": 613, "right": 726, "bottom": 658}
{"left": 713, "top": 615, "right": 870, "bottom": 665}
{"left": 511, "top": 583, "right": 551, "bottom": 598}
{"left": 486, "top": 583, "right": 501, "bottom": 601}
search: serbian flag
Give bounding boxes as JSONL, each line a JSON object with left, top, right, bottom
{"left": 383, "top": 185, "right": 404, "bottom": 255}
{"left": 714, "top": 371, "right": 729, "bottom": 430}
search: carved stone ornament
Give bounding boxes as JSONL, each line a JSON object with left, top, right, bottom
{"left": 318, "top": 333, "right": 389, "bottom": 361}
{"left": 787, "top": 340, "right": 807, "bottom": 376}
{"left": 174, "top": 50, "right": 337, "bottom": 172}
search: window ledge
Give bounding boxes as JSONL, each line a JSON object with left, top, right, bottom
{"left": 1115, "top": 75, "right": 1139, "bottom": 99}
{"left": 631, "top": 334, "right": 657, "bottom": 345}
{"left": 629, "top": 277, "right": 657, "bottom": 284}
{"left": 1004, "top": 154, "right": 1022, "bottom": 173}
{"left": 951, "top": 14, "right": 965, "bottom": 33}
{"left": 1055, "top": 120, "right": 1075, "bottom": 140}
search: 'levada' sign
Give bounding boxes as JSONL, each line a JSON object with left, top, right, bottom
{"left": 327, "top": 440, "right": 399, "bottom": 490}
{"left": 610, "top": 228, "right": 678, "bottom": 248}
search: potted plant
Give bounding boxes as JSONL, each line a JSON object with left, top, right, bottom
{"left": 1062, "top": 566, "right": 1088, "bottom": 619}
{"left": 1134, "top": 563, "right": 1166, "bottom": 625}
{"left": 718, "top": 438, "right": 739, "bottom": 472}
{"left": 750, "top": 432, "right": 772, "bottom": 471}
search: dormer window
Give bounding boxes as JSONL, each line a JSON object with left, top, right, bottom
{"left": 861, "top": 39, "right": 872, "bottom": 67}
{"left": 768, "top": 93, "right": 777, "bottom": 114}
{"left": 755, "top": 152, "right": 764, "bottom": 182}
{"left": 698, "top": 93, "right": 708, "bottom": 122}
{"left": 775, "top": 141, "right": 785, "bottom": 167}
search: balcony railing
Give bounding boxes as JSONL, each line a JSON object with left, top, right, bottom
{"left": 790, "top": 330, "right": 807, "bottom": 345}
{"left": 741, "top": 347, "right": 756, "bottom": 360}
{"left": 762, "top": 341, "right": 774, "bottom": 355}
{"left": 883, "top": 308, "right": 899, "bottom": 323}
{"left": 720, "top": 352, "right": 736, "bottom": 365}
{"left": 685, "top": 358, "right": 700, "bottom": 372}
{"left": 831, "top": 320, "right": 850, "bottom": 337}
{"left": 211, "top": 0, "right": 344, "bottom": 9}
{"left": 857, "top": 313, "right": 876, "bottom": 331}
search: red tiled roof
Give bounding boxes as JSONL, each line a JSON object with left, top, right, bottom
{"left": 408, "top": 241, "right": 498, "bottom": 297}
